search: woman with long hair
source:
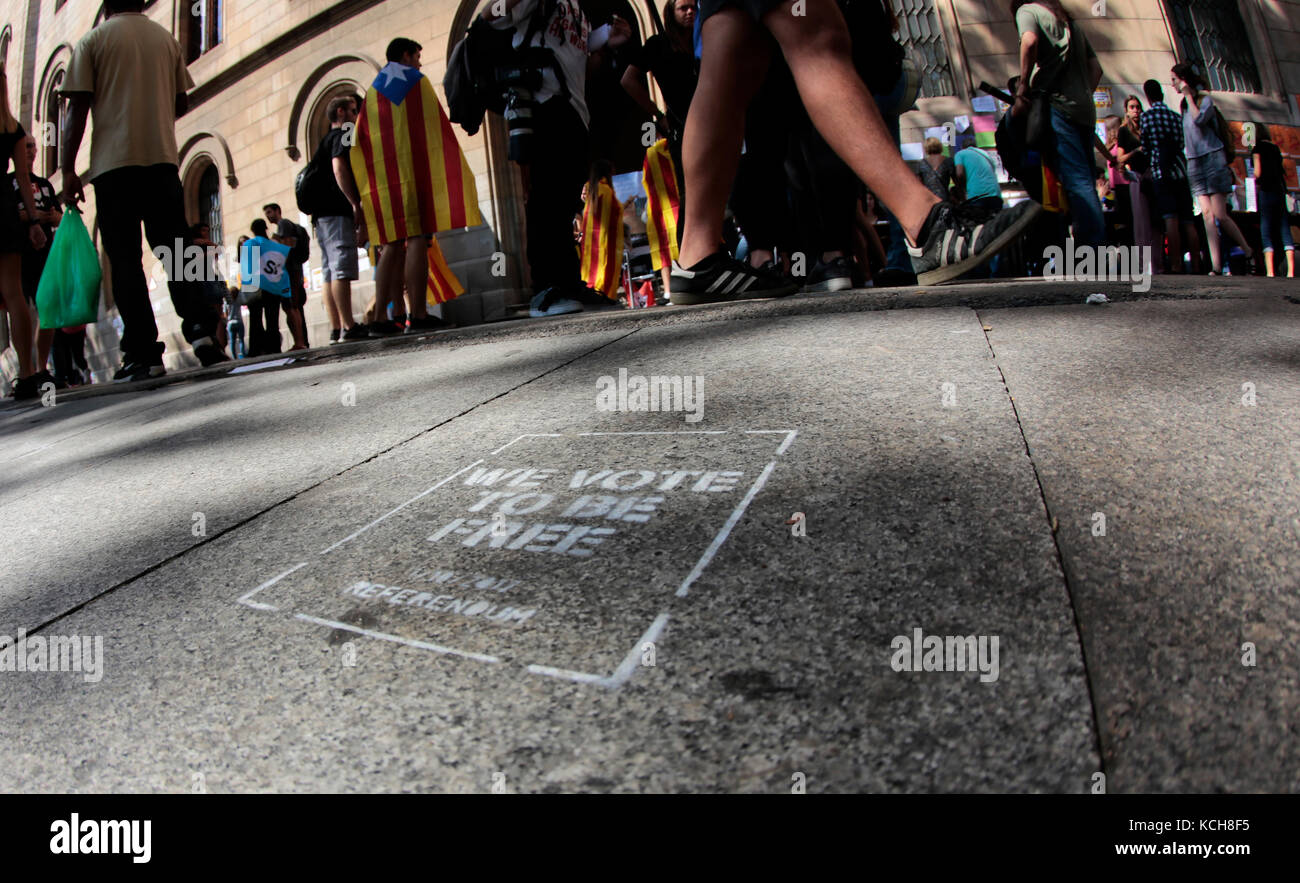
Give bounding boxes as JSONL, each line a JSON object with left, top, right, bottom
{"left": 0, "top": 64, "right": 48, "bottom": 400}
{"left": 1115, "top": 93, "right": 1159, "bottom": 271}
{"left": 1251, "top": 123, "right": 1296, "bottom": 278}
{"left": 1171, "top": 62, "right": 1254, "bottom": 274}
{"left": 1010, "top": 0, "right": 1106, "bottom": 248}
{"left": 1102, "top": 114, "right": 1130, "bottom": 236}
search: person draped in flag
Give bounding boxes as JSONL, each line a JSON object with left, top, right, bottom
{"left": 350, "top": 38, "right": 482, "bottom": 335}
{"left": 578, "top": 161, "right": 625, "bottom": 299}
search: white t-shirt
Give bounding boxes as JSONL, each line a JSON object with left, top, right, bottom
{"left": 488, "top": 0, "right": 591, "bottom": 127}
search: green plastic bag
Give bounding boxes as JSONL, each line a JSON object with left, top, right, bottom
{"left": 35, "top": 207, "right": 102, "bottom": 330}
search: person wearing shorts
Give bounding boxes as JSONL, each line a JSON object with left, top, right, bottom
{"left": 310, "top": 95, "right": 368, "bottom": 342}
{"left": 1140, "top": 79, "right": 1201, "bottom": 273}
{"left": 1172, "top": 63, "right": 1254, "bottom": 275}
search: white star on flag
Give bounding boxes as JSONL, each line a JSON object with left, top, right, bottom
{"left": 378, "top": 63, "right": 414, "bottom": 88}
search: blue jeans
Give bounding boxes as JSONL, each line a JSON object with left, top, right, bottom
{"left": 227, "top": 320, "right": 246, "bottom": 359}
{"left": 1050, "top": 107, "right": 1105, "bottom": 248}
{"left": 1258, "top": 190, "right": 1294, "bottom": 254}
{"left": 873, "top": 71, "right": 913, "bottom": 273}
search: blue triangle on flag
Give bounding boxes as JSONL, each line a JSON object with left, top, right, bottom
{"left": 372, "top": 62, "right": 423, "bottom": 105}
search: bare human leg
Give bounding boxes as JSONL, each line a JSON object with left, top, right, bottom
{"left": 375, "top": 240, "right": 406, "bottom": 320}
{"left": 1208, "top": 192, "right": 1253, "bottom": 268}
{"left": 404, "top": 236, "right": 430, "bottom": 319}
{"left": 0, "top": 255, "right": 36, "bottom": 377}
{"left": 678, "top": 9, "right": 771, "bottom": 268}
{"left": 761, "top": 0, "right": 939, "bottom": 245}
{"left": 1198, "top": 194, "right": 1222, "bottom": 271}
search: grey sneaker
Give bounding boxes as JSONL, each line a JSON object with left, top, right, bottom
{"left": 909, "top": 200, "right": 1041, "bottom": 286}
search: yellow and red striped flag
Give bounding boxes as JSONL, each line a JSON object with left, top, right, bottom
{"left": 351, "top": 62, "right": 482, "bottom": 246}
{"left": 579, "top": 179, "right": 624, "bottom": 299}
{"left": 642, "top": 139, "right": 680, "bottom": 271}
{"left": 1041, "top": 164, "right": 1068, "bottom": 214}
{"left": 426, "top": 237, "right": 464, "bottom": 306}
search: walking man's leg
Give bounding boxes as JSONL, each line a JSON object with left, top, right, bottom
{"left": 94, "top": 168, "right": 164, "bottom": 372}
{"left": 760, "top": 0, "right": 938, "bottom": 246}
{"left": 678, "top": 8, "right": 771, "bottom": 268}
{"left": 139, "top": 165, "right": 224, "bottom": 363}
{"left": 404, "top": 235, "right": 430, "bottom": 318}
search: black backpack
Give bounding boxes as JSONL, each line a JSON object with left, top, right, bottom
{"left": 286, "top": 219, "right": 310, "bottom": 266}
{"left": 445, "top": 0, "right": 562, "bottom": 137}
{"left": 294, "top": 134, "right": 336, "bottom": 217}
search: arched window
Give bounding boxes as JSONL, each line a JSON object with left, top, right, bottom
{"left": 198, "top": 163, "right": 223, "bottom": 247}
{"left": 306, "top": 84, "right": 363, "bottom": 154}
{"left": 0, "top": 26, "right": 12, "bottom": 71}
{"left": 43, "top": 70, "right": 64, "bottom": 178}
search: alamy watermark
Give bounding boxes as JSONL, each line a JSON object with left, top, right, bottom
{"left": 890, "top": 627, "right": 999, "bottom": 683}
{"left": 596, "top": 368, "right": 704, "bottom": 423}
{"left": 0, "top": 629, "right": 103, "bottom": 682}
{"left": 1043, "top": 238, "right": 1152, "bottom": 293}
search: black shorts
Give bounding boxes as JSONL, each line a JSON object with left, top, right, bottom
{"left": 699, "top": 0, "right": 787, "bottom": 24}
{"left": 1155, "top": 175, "right": 1195, "bottom": 223}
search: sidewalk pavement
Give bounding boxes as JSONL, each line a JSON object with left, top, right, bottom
{"left": 0, "top": 276, "right": 1295, "bottom": 792}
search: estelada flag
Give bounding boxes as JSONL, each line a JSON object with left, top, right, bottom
{"left": 351, "top": 61, "right": 482, "bottom": 246}
{"left": 642, "top": 138, "right": 680, "bottom": 272}
{"left": 1041, "top": 163, "right": 1068, "bottom": 214}
{"left": 426, "top": 237, "right": 464, "bottom": 306}
{"left": 579, "top": 179, "right": 624, "bottom": 300}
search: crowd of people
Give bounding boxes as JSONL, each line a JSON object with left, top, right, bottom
{"left": 1094, "top": 71, "right": 1296, "bottom": 277}
{"left": 0, "top": 0, "right": 1296, "bottom": 401}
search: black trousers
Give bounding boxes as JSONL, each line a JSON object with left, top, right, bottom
{"left": 788, "top": 124, "right": 857, "bottom": 259}
{"left": 93, "top": 164, "right": 215, "bottom": 364}
{"left": 732, "top": 56, "right": 797, "bottom": 253}
{"left": 523, "top": 98, "right": 590, "bottom": 294}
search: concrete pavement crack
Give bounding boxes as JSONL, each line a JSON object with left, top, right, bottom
{"left": 974, "top": 307, "right": 1108, "bottom": 786}
{"left": 23, "top": 327, "right": 644, "bottom": 638}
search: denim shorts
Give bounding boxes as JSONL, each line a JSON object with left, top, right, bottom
{"left": 1187, "top": 150, "right": 1234, "bottom": 198}
{"left": 314, "top": 215, "right": 358, "bottom": 282}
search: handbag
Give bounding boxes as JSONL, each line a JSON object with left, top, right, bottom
{"left": 1024, "top": 91, "right": 1054, "bottom": 152}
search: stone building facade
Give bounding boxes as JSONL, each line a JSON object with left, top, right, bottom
{"left": 2, "top": 0, "right": 1298, "bottom": 379}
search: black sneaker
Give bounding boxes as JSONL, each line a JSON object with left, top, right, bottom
{"left": 113, "top": 360, "right": 166, "bottom": 383}
{"left": 342, "top": 323, "right": 371, "bottom": 341}
{"left": 669, "top": 251, "right": 799, "bottom": 305}
{"left": 369, "top": 320, "right": 405, "bottom": 337}
{"left": 192, "top": 337, "right": 230, "bottom": 368}
{"left": 11, "top": 374, "right": 41, "bottom": 401}
{"left": 329, "top": 328, "right": 342, "bottom": 345}
{"left": 909, "top": 200, "right": 1041, "bottom": 286}
{"left": 406, "top": 314, "right": 446, "bottom": 332}
{"left": 803, "top": 256, "right": 853, "bottom": 293}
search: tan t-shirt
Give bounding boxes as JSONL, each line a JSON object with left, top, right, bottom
{"left": 63, "top": 13, "right": 194, "bottom": 181}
